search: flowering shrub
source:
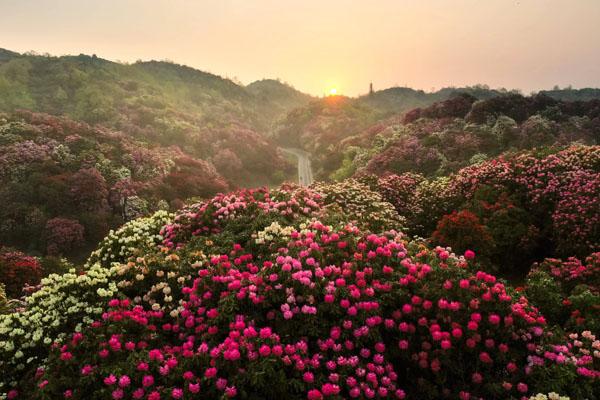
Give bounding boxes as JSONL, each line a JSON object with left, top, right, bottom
{"left": 312, "top": 180, "right": 405, "bottom": 233}
{"left": 0, "top": 248, "right": 43, "bottom": 298}
{"left": 530, "top": 253, "right": 600, "bottom": 293}
{"left": 161, "top": 185, "right": 323, "bottom": 250}
{"left": 512, "top": 146, "right": 600, "bottom": 206}
{"left": 432, "top": 210, "right": 494, "bottom": 258}
{"left": 372, "top": 173, "right": 424, "bottom": 225}
{"left": 365, "top": 135, "right": 443, "bottom": 176}
{"left": 68, "top": 167, "right": 109, "bottom": 212}
{"left": 370, "top": 146, "right": 600, "bottom": 276}
{"left": 0, "top": 264, "right": 116, "bottom": 393}
{"left": 410, "top": 177, "right": 463, "bottom": 236}
{"left": 1, "top": 169, "right": 599, "bottom": 398}
{"left": 403, "top": 93, "right": 477, "bottom": 123}
{"left": 552, "top": 170, "right": 600, "bottom": 255}
{"left": 0, "top": 140, "right": 55, "bottom": 180}
{"left": 524, "top": 271, "right": 567, "bottom": 329}
{"left": 0, "top": 111, "right": 234, "bottom": 259}
{"left": 469, "top": 188, "right": 541, "bottom": 272}
{"left": 28, "top": 222, "right": 556, "bottom": 400}
{"left": 44, "top": 218, "right": 85, "bottom": 256}
{"left": 0, "top": 284, "right": 20, "bottom": 315}
{"left": 87, "top": 210, "right": 173, "bottom": 268}
{"left": 529, "top": 393, "right": 570, "bottom": 400}
{"left": 527, "top": 330, "right": 600, "bottom": 397}
{"left": 526, "top": 253, "right": 600, "bottom": 332}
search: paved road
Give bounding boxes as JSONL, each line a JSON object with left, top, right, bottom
{"left": 281, "top": 147, "right": 314, "bottom": 186}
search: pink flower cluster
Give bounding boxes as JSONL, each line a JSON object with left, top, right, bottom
{"left": 33, "top": 221, "right": 559, "bottom": 399}
{"left": 535, "top": 331, "right": 600, "bottom": 379}
{"left": 530, "top": 253, "right": 600, "bottom": 292}
{"left": 161, "top": 185, "right": 323, "bottom": 249}
{"left": 448, "top": 145, "right": 600, "bottom": 255}
{"left": 375, "top": 173, "right": 424, "bottom": 218}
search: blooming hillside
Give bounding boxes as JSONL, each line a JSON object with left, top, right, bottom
{"left": 357, "top": 146, "right": 600, "bottom": 276}
{"left": 0, "top": 179, "right": 597, "bottom": 399}
{"left": 0, "top": 111, "right": 231, "bottom": 261}
{"left": 330, "top": 93, "right": 599, "bottom": 180}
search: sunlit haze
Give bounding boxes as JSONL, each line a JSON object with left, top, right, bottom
{"left": 1, "top": 0, "right": 600, "bottom": 96}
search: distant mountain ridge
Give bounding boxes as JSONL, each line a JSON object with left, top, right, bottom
{"left": 0, "top": 48, "right": 312, "bottom": 134}
{"left": 2, "top": 47, "right": 600, "bottom": 185}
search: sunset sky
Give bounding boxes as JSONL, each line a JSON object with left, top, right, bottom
{"left": 1, "top": 0, "right": 599, "bottom": 96}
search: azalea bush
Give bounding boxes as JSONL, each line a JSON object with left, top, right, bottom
{"left": 0, "top": 264, "right": 116, "bottom": 393}
{"left": 552, "top": 170, "right": 600, "bottom": 255}
{"left": 526, "top": 253, "right": 600, "bottom": 332}
{"left": 366, "top": 173, "right": 424, "bottom": 229}
{"left": 529, "top": 394, "right": 570, "bottom": 400}
{"left": 27, "top": 222, "right": 561, "bottom": 400}
{"left": 0, "top": 248, "right": 43, "bottom": 298}
{"left": 0, "top": 111, "right": 239, "bottom": 259}
{"left": 369, "top": 145, "right": 600, "bottom": 276}
{"left": 431, "top": 210, "right": 494, "bottom": 259}
{"left": 1, "top": 176, "right": 599, "bottom": 399}
{"left": 44, "top": 217, "right": 85, "bottom": 256}
{"left": 161, "top": 185, "right": 323, "bottom": 250}
{"left": 311, "top": 179, "right": 405, "bottom": 233}
{"left": 87, "top": 210, "right": 173, "bottom": 268}
{"left": 527, "top": 330, "right": 600, "bottom": 398}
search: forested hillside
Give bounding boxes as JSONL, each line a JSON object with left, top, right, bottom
{"left": 1, "top": 48, "right": 599, "bottom": 400}
{"left": 0, "top": 110, "right": 231, "bottom": 260}
{"left": 321, "top": 93, "right": 600, "bottom": 180}
{"left": 0, "top": 49, "right": 311, "bottom": 135}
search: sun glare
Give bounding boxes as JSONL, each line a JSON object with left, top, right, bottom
{"left": 329, "top": 88, "right": 337, "bottom": 95}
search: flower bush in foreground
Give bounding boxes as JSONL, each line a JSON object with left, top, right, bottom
{"left": 0, "top": 264, "right": 115, "bottom": 393}
{"left": 1, "top": 178, "right": 598, "bottom": 399}
{"left": 28, "top": 222, "right": 563, "bottom": 399}
{"left": 528, "top": 330, "right": 600, "bottom": 397}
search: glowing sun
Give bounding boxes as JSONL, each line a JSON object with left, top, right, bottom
{"left": 329, "top": 88, "right": 337, "bottom": 95}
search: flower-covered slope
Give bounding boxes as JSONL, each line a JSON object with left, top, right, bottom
{"left": 330, "top": 93, "right": 599, "bottom": 181}
{"left": 359, "top": 145, "right": 600, "bottom": 276}
{"left": 0, "top": 111, "right": 291, "bottom": 258}
{"left": 1, "top": 180, "right": 598, "bottom": 399}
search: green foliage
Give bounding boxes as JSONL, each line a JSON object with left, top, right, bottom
{"left": 525, "top": 270, "right": 567, "bottom": 324}
{"left": 0, "top": 284, "right": 20, "bottom": 315}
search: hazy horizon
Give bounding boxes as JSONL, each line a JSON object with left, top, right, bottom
{"left": 1, "top": 0, "right": 600, "bottom": 96}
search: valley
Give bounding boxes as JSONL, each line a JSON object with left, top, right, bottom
{"left": 0, "top": 35, "right": 599, "bottom": 400}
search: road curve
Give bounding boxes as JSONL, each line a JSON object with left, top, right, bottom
{"left": 281, "top": 147, "right": 314, "bottom": 186}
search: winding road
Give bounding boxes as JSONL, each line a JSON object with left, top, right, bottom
{"left": 281, "top": 147, "right": 314, "bottom": 186}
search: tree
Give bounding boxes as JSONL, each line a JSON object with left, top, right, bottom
{"left": 212, "top": 148, "right": 243, "bottom": 181}
{"left": 0, "top": 247, "right": 42, "bottom": 298}
{"left": 44, "top": 217, "right": 85, "bottom": 256}
{"left": 68, "top": 167, "right": 109, "bottom": 212}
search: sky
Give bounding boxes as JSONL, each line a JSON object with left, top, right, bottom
{"left": 1, "top": 0, "right": 599, "bottom": 97}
